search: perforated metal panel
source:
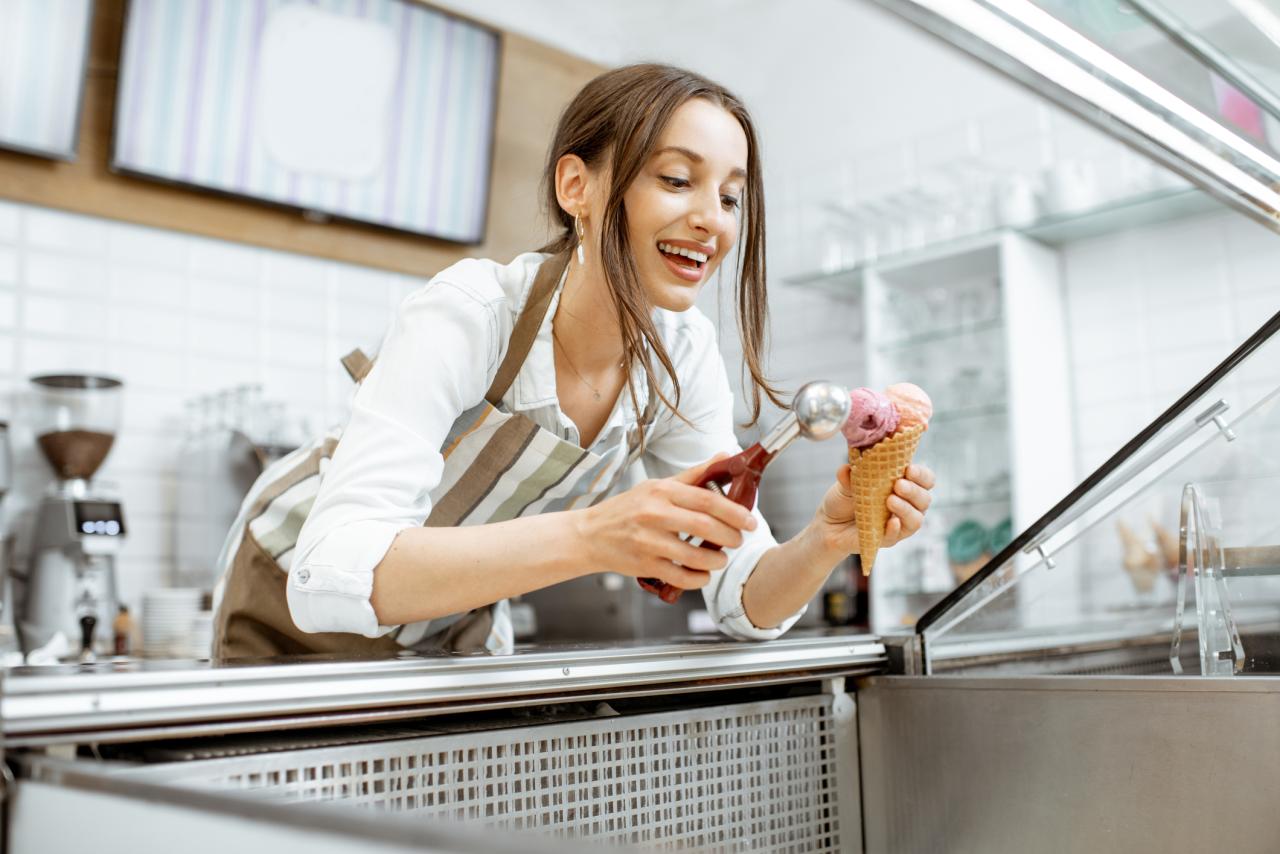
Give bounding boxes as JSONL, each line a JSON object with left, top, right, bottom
{"left": 119, "top": 696, "right": 846, "bottom": 852}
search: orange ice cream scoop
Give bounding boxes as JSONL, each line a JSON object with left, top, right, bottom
{"left": 885, "top": 382, "right": 933, "bottom": 431}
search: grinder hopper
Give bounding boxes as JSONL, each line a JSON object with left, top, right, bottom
{"left": 30, "top": 374, "right": 123, "bottom": 485}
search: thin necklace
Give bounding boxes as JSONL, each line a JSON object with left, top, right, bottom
{"left": 553, "top": 331, "right": 623, "bottom": 402}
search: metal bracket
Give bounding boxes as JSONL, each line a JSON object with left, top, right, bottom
{"left": 882, "top": 635, "right": 923, "bottom": 675}
{"left": 1210, "top": 414, "right": 1237, "bottom": 442}
{"left": 1035, "top": 545, "right": 1056, "bottom": 570}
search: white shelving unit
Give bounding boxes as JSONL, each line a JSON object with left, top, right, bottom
{"left": 855, "top": 231, "right": 1076, "bottom": 632}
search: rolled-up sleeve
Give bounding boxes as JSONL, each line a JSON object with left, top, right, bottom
{"left": 288, "top": 280, "right": 499, "bottom": 636}
{"left": 642, "top": 314, "right": 806, "bottom": 641}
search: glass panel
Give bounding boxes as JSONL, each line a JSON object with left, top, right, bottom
{"left": 923, "top": 317, "right": 1280, "bottom": 672}
{"left": 1034, "top": 0, "right": 1280, "bottom": 162}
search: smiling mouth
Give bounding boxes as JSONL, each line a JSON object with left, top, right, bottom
{"left": 657, "top": 241, "right": 709, "bottom": 270}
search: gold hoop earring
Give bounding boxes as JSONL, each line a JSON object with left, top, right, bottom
{"left": 574, "top": 213, "right": 586, "bottom": 265}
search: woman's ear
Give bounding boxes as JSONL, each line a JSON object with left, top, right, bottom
{"left": 554, "top": 153, "right": 592, "bottom": 218}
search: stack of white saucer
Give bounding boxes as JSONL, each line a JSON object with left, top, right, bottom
{"left": 185, "top": 611, "right": 215, "bottom": 659}
{"left": 143, "top": 588, "right": 203, "bottom": 658}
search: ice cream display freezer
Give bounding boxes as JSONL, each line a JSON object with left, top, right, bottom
{"left": 8, "top": 634, "right": 882, "bottom": 852}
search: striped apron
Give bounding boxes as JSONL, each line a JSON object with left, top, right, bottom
{"left": 212, "top": 252, "right": 652, "bottom": 661}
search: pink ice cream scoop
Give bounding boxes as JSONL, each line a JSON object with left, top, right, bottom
{"left": 886, "top": 382, "right": 933, "bottom": 430}
{"left": 842, "top": 387, "right": 900, "bottom": 449}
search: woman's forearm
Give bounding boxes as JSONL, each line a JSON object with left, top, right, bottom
{"left": 742, "top": 522, "right": 847, "bottom": 630}
{"left": 369, "top": 511, "right": 591, "bottom": 625}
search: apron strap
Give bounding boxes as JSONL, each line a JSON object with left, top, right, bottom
{"left": 483, "top": 251, "right": 570, "bottom": 406}
{"left": 340, "top": 348, "right": 374, "bottom": 383}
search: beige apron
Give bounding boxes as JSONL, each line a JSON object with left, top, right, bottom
{"left": 213, "top": 252, "right": 652, "bottom": 662}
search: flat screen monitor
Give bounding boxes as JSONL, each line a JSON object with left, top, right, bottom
{"left": 0, "top": 0, "right": 95, "bottom": 160}
{"left": 113, "top": 0, "right": 500, "bottom": 244}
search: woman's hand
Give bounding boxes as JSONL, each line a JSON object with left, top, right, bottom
{"left": 815, "top": 462, "right": 936, "bottom": 554}
{"left": 574, "top": 453, "right": 757, "bottom": 591}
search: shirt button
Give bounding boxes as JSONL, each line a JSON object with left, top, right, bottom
{"left": 296, "top": 568, "right": 311, "bottom": 584}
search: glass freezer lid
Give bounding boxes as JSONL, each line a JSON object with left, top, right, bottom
{"left": 918, "top": 309, "right": 1280, "bottom": 674}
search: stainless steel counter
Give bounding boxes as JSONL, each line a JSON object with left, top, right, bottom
{"left": 1, "top": 630, "right": 884, "bottom": 746}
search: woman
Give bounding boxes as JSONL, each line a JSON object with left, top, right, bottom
{"left": 212, "top": 63, "right": 935, "bottom": 661}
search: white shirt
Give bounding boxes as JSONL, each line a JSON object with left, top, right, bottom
{"left": 287, "top": 251, "right": 806, "bottom": 642}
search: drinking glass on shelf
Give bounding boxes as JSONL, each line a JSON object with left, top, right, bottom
{"left": 922, "top": 287, "right": 952, "bottom": 332}
{"left": 819, "top": 212, "right": 858, "bottom": 274}
{"left": 962, "top": 437, "right": 977, "bottom": 504}
{"left": 982, "top": 363, "right": 1008, "bottom": 401}
{"left": 892, "top": 187, "right": 942, "bottom": 252}
{"left": 885, "top": 288, "right": 925, "bottom": 339}
{"left": 956, "top": 287, "right": 983, "bottom": 327}
{"left": 985, "top": 471, "right": 1011, "bottom": 501}
{"left": 975, "top": 278, "right": 1001, "bottom": 323}
{"left": 952, "top": 366, "right": 983, "bottom": 406}
{"left": 869, "top": 201, "right": 907, "bottom": 260}
{"left": 926, "top": 195, "right": 962, "bottom": 245}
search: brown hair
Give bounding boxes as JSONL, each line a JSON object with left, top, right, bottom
{"left": 539, "top": 63, "right": 784, "bottom": 429}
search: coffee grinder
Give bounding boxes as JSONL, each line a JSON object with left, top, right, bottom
{"left": 15, "top": 375, "right": 126, "bottom": 660}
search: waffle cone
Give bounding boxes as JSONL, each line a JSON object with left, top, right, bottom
{"left": 847, "top": 423, "right": 926, "bottom": 574}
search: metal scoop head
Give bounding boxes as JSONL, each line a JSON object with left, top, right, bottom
{"left": 760, "top": 380, "right": 851, "bottom": 454}
{"left": 794, "top": 380, "right": 852, "bottom": 440}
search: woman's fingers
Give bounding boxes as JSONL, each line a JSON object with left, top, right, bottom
{"left": 667, "top": 481, "right": 756, "bottom": 534}
{"left": 893, "top": 476, "right": 933, "bottom": 512}
{"left": 882, "top": 462, "right": 935, "bottom": 544}
{"left": 886, "top": 493, "right": 924, "bottom": 538}
{"left": 658, "top": 532, "right": 730, "bottom": 571}
{"left": 648, "top": 558, "right": 714, "bottom": 589}
{"left": 883, "top": 515, "right": 903, "bottom": 545}
{"left": 666, "top": 505, "right": 746, "bottom": 550}
{"left": 904, "top": 463, "right": 936, "bottom": 490}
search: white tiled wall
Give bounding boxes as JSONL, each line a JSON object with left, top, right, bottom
{"left": 0, "top": 199, "right": 423, "bottom": 614}
{"left": 1062, "top": 209, "right": 1280, "bottom": 477}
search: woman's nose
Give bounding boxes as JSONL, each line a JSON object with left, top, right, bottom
{"left": 687, "top": 189, "right": 729, "bottom": 234}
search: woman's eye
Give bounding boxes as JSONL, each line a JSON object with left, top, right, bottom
{"left": 661, "top": 176, "right": 690, "bottom": 189}
{"left": 721, "top": 195, "right": 740, "bottom": 211}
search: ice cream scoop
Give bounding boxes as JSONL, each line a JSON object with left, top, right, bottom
{"left": 886, "top": 382, "right": 933, "bottom": 430}
{"left": 842, "top": 387, "right": 900, "bottom": 449}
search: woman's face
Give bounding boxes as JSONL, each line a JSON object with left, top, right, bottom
{"left": 619, "top": 98, "right": 749, "bottom": 312}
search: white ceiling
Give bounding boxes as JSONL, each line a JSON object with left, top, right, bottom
{"left": 425, "top": 0, "right": 1038, "bottom": 171}
{"left": 427, "top": 0, "right": 780, "bottom": 68}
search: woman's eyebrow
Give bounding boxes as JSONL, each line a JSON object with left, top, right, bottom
{"left": 655, "top": 145, "right": 747, "bottom": 180}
